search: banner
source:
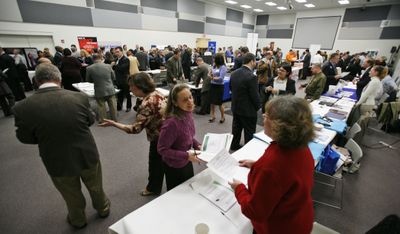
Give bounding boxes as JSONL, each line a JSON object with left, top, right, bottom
{"left": 208, "top": 41, "right": 216, "bottom": 54}
{"left": 77, "top": 36, "right": 98, "bottom": 53}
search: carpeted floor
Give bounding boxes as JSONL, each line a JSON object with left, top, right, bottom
{"left": 0, "top": 90, "right": 399, "bottom": 234}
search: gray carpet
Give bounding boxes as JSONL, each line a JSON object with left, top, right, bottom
{"left": 0, "top": 93, "right": 399, "bottom": 234}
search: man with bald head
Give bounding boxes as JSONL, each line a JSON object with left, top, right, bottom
{"left": 13, "top": 63, "right": 110, "bottom": 229}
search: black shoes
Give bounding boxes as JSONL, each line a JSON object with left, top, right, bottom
{"left": 67, "top": 216, "right": 87, "bottom": 229}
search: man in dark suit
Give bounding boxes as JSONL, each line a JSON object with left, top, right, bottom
{"left": 322, "top": 53, "right": 341, "bottom": 93}
{"left": 53, "top": 46, "right": 64, "bottom": 68}
{"left": 0, "top": 70, "right": 15, "bottom": 116}
{"left": 356, "top": 58, "right": 374, "bottom": 100}
{"left": 112, "top": 46, "right": 131, "bottom": 112}
{"left": 166, "top": 49, "right": 184, "bottom": 85}
{"left": 0, "top": 47, "right": 26, "bottom": 101}
{"left": 194, "top": 57, "right": 211, "bottom": 115}
{"left": 230, "top": 53, "right": 261, "bottom": 151}
{"left": 231, "top": 46, "right": 249, "bottom": 71}
{"left": 13, "top": 63, "right": 110, "bottom": 229}
{"left": 301, "top": 49, "right": 311, "bottom": 80}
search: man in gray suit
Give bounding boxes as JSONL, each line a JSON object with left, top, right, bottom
{"left": 86, "top": 54, "right": 117, "bottom": 123}
{"left": 166, "top": 49, "right": 184, "bottom": 86}
{"left": 194, "top": 57, "right": 211, "bottom": 115}
{"left": 13, "top": 63, "right": 110, "bottom": 229}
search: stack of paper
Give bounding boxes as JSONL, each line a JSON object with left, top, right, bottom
{"left": 207, "top": 149, "right": 249, "bottom": 184}
{"left": 197, "top": 133, "right": 233, "bottom": 162}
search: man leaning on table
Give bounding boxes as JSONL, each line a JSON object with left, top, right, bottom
{"left": 300, "top": 63, "right": 327, "bottom": 101}
{"left": 86, "top": 53, "right": 118, "bottom": 123}
{"left": 13, "top": 63, "right": 110, "bottom": 229}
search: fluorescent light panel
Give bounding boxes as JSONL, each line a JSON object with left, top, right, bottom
{"left": 254, "top": 8, "right": 264, "bottom": 12}
{"left": 240, "top": 4, "right": 252, "bottom": 8}
{"left": 304, "top": 3, "right": 315, "bottom": 7}
{"left": 265, "top": 2, "right": 277, "bottom": 6}
{"left": 277, "top": 6, "right": 287, "bottom": 10}
{"left": 338, "top": 0, "right": 350, "bottom": 4}
{"left": 295, "top": 0, "right": 307, "bottom": 2}
{"left": 224, "top": 0, "right": 237, "bottom": 4}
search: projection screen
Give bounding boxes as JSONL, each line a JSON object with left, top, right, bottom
{"left": 292, "top": 16, "right": 342, "bottom": 50}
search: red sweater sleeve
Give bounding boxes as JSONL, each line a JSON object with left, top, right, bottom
{"left": 235, "top": 168, "right": 282, "bottom": 222}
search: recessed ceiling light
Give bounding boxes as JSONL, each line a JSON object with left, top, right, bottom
{"left": 304, "top": 3, "right": 315, "bottom": 7}
{"left": 254, "top": 8, "right": 264, "bottom": 12}
{"left": 225, "top": 0, "right": 238, "bottom": 4}
{"left": 265, "top": 2, "right": 277, "bottom": 6}
{"left": 338, "top": 0, "right": 350, "bottom": 4}
{"left": 277, "top": 6, "right": 287, "bottom": 10}
{"left": 295, "top": 0, "right": 307, "bottom": 2}
{"left": 240, "top": 4, "right": 252, "bottom": 8}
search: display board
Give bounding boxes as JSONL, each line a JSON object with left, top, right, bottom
{"left": 292, "top": 16, "right": 341, "bottom": 50}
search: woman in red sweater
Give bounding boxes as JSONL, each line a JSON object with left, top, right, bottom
{"left": 229, "top": 96, "right": 315, "bottom": 234}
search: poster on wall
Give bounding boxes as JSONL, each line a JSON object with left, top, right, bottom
{"left": 208, "top": 41, "right": 216, "bottom": 54}
{"left": 78, "top": 36, "right": 98, "bottom": 53}
{"left": 98, "top": 41, "right": 122, "bottom": 51}
{"left": 24, "top": 48, "right": 39, "bottom": 69}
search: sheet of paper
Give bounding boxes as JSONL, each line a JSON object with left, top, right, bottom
{"left": 253, "top": 131, "right": 272, "bottom": 144}
{"left": 207, "top": 149, "right": 247, "bottom": 182}
{"left": 223, "top": 203, "right": 251, "bottom": 228}
{"left": 199, "top": 133, "right": 233, "bottom": 162}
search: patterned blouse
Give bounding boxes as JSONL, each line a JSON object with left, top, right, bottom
{"left": 127, "top": 90, "right": 166, "bottom": 142}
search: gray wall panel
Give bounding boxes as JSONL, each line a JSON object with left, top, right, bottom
{"left": 94, "top": 0, "right": 137, "bottom": 13}
{"left": 387, "top": 4, "right": 400, "bottom": 20}
{"left": 142, "top": 7, "right": 176, "bottom": 18}
{"left": 226, "top": 20, "right": 242, "bottom": 28}
{"left": 17, "top": 0, "right": 93, "bottom": 26}
{"left": 206, "top": 17, "right": 225, "bottom": 25}
{"left": 92, "top": 8, "right": 142, "bottom": 29}
{"left": 256, "top": 15, "right": 269, "bottom": 25}
{"left": 241, "top": 28, "right": 253, "bottom": 37}
{"left": 205, "top": 23, "right": 225, "bottom": 36}
{"left": 140, "top": 0, "right": 177, "bottom": 11}
{"left": 255, "top": 29, "right": 267, "bottom": 38}
{"left": 266, "top": 29, "right": 293, "bottom": 38}
{"left": 243, "top": 24, "right": 254, "bottom": 30}
{"left": 178, "top": 19, "right": 204, "bottom": 33}
{"left": 226, "top": 8, "right": 243, "bottom": 23}
{"left": 345, "top": 20, "right": 382, "bottom": 28}
{"left": 178, "top": 0, "right": 205, "bottom": 16}
{"left": 343, "top": 5, "right": 391, "bottom": 22}
{"left": 380, "top": 26, "right": 400, "bottom": 39}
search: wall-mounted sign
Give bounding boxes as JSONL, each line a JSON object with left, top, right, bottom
{"left": 77, "top": 36, "right": 98, "bottom": 52}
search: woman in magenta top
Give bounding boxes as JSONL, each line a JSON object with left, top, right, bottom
{"left": 158, "top": 84, "right": 201, "bottom": 190}
{"left": 229, "top": 96, "right": 315, "bottom": 234}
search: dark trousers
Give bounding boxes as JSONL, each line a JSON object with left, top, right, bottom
{"left": 231, "top": 114, "right": 257, "bottom": 150}
{"left": 302, "top": 66, "right": 310, "bottom": 80}
{"left": 258, "top": 84, "right": 267, "bottom": 113}
{"left": 116, "top": 83, "right": 132, "bottom": 110}
{"left": 199, "top": 91, "right": 211, "bottom": 114}
{"left": 147, "top": 140, "right": 165, "bottom": 194}
{"left": 164, "top": 162, "right": 194, "bottom": 191}
{"left": 0, "top": 93, "right": 15, "bottom": 116}
{"left": 50, "top": 163, "right": 110, "bottom": 227}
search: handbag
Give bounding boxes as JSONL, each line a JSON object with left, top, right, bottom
{"left": 317, "top": 144, "right": 340, "bottom": 175}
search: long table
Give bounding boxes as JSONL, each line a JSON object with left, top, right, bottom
{"left": 108, "top": 83, "right": 357, "bottom": 233}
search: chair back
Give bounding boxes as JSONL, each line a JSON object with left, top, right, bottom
{"left": 345, "top": 123, "right": 361, "bottom": 140}
{"left": 345, "top": 138, "right": 363, "bottom": 165}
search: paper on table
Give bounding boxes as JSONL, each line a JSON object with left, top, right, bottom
{"left": 190, "top": 173, "right": 237, "bottom": 212}
{"left": 223, "top": 203, "right": 251, "bottom": 228}
{"left": 253, "top": 131, "right": 272, "bottom": 144}
{"left": 207, "top": 149, "right": 249, "bottom": 183}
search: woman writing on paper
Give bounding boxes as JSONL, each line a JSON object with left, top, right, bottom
{"left": 99, "top": 73, "right": 166, "bottom": 196}
{"left": 229, "top": 96, "right": 315, "bottom": 234}
{"left": 158, "top": 84, "right": 202, "bottom": 190}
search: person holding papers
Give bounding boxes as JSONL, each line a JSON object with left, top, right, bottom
{"left": 264, "top": 63, "right": 296, "bottom": 102}
{"left": 356, "top": 65, "right": 386, "bottom": 110}
{"left": 99, "top": 73, "right": 167, "bottom": 196}
{"left": 229, "top": 96, "right": 315, "bottom": 234}
{"left": 158, "top": 84, "right": 202, "bottom": 190}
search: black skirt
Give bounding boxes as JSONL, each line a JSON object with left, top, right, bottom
{"left": 209, "top": 83, "right": 224, "bottom": 105}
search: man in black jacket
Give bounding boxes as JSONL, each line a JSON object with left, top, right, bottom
{"left": 230, "top": 53, "right": 261, "bottom": 151}
{"left": 0, "top": 47, "right": 25, "bottom": 101}
{"left": 301, "top": 49, "right": 311, "bottom": 80}
{"left": 112, "top": 47, "right": 131, "bottom": 112}
{"left": 322, "top": 53, "right": 341, "bottom": 93}
{"left": 355, "top": 58, "right": 374, "bottom": 100}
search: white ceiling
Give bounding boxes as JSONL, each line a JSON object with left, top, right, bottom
{"left": 200, "top": 0, "right": 400, "bottom": 15}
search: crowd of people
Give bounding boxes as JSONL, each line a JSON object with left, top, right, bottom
{"left": 2, "top": 40, "right": 399, "bottom": 233}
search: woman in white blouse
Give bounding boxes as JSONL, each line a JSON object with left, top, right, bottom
{"left": 356, "top": 65, "right": 386, "bottom": 107}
